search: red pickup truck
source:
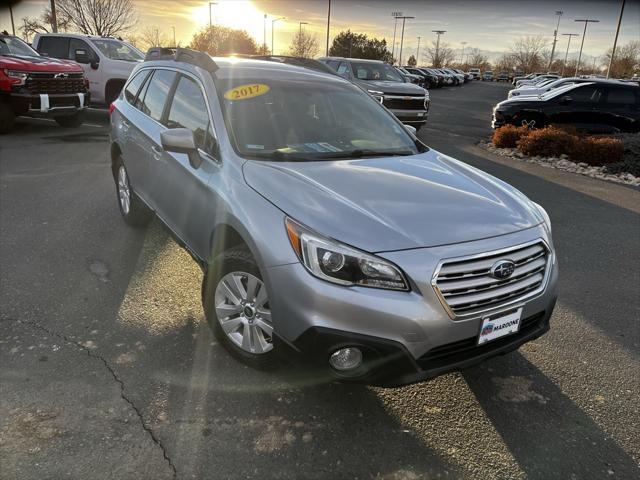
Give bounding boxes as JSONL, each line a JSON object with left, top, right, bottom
{"left": 1, "top": 32, "right": 90, "bottom": 133}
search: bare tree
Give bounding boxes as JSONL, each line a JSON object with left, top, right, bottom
{"left": 604, "top": 40, "right": 640, "bottom": 78}
{"left": 55, "top": 0, "right": 137, "bottom": 37}
{"left": 464, "top": 48, "right": 491, "bottom": 70}
{"left": 288, "top": 30, "right": 319, "bottom": 58}
{"left": 20, "top": 8, "right": 71, "bottom": 37}
{"left": 509, "top": 35, "right": 548, "bottom": 73}
{"left": 135, "top": 26, "right": 168, "bottom": 50}
{"left": 423, "top": 40, "right": 455, "bottom": 68}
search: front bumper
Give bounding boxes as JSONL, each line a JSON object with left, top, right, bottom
{"left": 8, "top": 92, "right": 90, "bottom": 117}
{"left": 265, "top": 225, "right": 558, "bottom": 386}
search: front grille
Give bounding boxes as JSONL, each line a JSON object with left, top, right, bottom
{"left": 24, "top": 72, "right": 86, "bottom": 95}
{"left": 417, "top": 311, "right": 546, "bottom": 369}
{"left": 383, "top": 95, "right": 427, "bottom": 111}
{"left": 432, "top": 241, "right": 550, "bottom": 318}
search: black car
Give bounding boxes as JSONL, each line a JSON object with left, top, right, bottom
{"left": 492, "top": 82, "right": 640, "bottom": 133}
{"left": 404, "top": 67, "right": 439, "bottom": 89}
{"left": 319, "top": 56, "right": 430, "bottom": 129}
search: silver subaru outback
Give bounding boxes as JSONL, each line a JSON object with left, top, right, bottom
{"left": 109, "top": 48, "right": 557, "bottom": 386}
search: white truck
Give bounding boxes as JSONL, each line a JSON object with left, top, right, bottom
{"left": 33, "top": 33, "right": 144, "bottom": 106}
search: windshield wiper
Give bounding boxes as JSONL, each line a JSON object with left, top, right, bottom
{"left": 319, "top": 149, "right": 415, "bottom": 159}
{"left": 249, "top": 149, "right": 415, "bottom": 162}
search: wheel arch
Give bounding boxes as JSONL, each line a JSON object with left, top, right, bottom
{"left": 104, "top": 79, "right": 127, "bottom": 105}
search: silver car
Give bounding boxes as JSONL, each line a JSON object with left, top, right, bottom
{"left": 110, "top": 48, "right": 558, "bottom": 386}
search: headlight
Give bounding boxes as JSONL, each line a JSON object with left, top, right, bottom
{"left": 532, "top": 202, "right": 551, "bottom": 233}
{"left": 285, "top": 218, "right": 409, "bottom": 291}
{"left": 4, "top": 69, "right": 28, "bottom": 85}
{"left": 367, "top": 89, "right": 384, "bottom": 103}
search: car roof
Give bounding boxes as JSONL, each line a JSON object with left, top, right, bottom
{"left": 319, "top": 56, "right": 385, "bottom": 64}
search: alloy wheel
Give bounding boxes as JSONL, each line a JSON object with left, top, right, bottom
{"left": 214, "top": 271, "right": 273, "bottom": 354}
{"left": 117, "top": 165, "right": 130, "bottom": 215}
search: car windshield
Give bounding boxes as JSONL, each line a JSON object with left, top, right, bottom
{"left": 215, "top": 78, "right": 422, "bottom": 160}
{"left": 0, "top": 36, "right": 39, "bottom": 56}
{"left": 91, "top": 39, "right": 143, "bottom": 61}
{"left": 351, "top": 62, "right": 404, "bottom": 82}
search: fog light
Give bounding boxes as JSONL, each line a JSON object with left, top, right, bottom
{"left": 329, "top": 347, "right": 363, "bottom": 371}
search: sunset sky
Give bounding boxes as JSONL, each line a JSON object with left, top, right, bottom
{"left": 2, "top": 0, "right": 639, "bottom": 61}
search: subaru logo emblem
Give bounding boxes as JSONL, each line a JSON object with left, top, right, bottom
{"left": 54, "top": 73, "right": 68, "bottom": 79}
{"left": 490, "top": 260, "right": 516, "bottom": 279}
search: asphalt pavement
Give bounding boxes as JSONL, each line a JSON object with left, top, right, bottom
{"left": 1, "top": 82, "right": 638, "bottom": 480}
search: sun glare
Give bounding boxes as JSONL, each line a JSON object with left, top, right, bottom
{"left": 190, "top": 0, "right": 266, "bottom": 42}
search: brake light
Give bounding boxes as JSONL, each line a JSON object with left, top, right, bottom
{"left": 108, "top": 102, "right": 116, "bottom": 115}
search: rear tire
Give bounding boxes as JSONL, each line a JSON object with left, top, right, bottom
{"left": 114, "top": 158, "right": 153, "bottom": 227}
{"left": 0, "top": 101, "right": 15, "bottom": 134}
{"left": 55, "top": 112, "right": 85, "bottom": 128}
{"left": 203, "top": 247, "right": 278, "bottom": 370}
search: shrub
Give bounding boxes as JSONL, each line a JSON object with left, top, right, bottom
{"left": 492, "top": 125, "right": 530, "bottom": 148}
{"left": 570, "top": 136, "right": 624, "bottom": 166}
{"left": 548, "top": 124, "right": 581, "bottom": 137}
{"left": 516, "top": 126, "right": 578, "bottom": 157}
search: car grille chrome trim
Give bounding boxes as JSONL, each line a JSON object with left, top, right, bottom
{"left": 431, "top": 239, "right": 551, "bottom": 319}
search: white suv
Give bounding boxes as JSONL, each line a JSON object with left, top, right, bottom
{"left": 33, "top": 33, "right": 143, "bottom": 105}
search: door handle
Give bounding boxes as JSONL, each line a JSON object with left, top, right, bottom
{"left": 121, "top": 119, "right": 130, "bottom": 131}
{"left": 151, "top": 145, "right": 163, "bottom": 159}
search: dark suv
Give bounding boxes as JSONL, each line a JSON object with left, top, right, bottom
{"left": 319, "top": 57, "right": 429, "bottom": 130}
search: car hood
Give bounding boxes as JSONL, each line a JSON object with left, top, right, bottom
{"left": 0, "top": 54, "right": 82, "bottom": 72}
{"left": 243, "top": 150, "right": 541, "bottom": 252}
{"left": 354, "top": 79, "right": 426, "bottom": 96}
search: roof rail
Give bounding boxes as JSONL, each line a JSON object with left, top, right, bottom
{"left": 224, "top": 54, "right": 337, "bottom": 76}
{"left": 144, "top": 47, "right": 218, "bottom": 73}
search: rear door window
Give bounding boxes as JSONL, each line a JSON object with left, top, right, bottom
{"left": 605, "top": 88, "right": 636, "bottom": 106}
{"left": 569, "top": 86, "right": 602, "bottom": 103}
{"left": 124, "top": 70, "right": 151, "bottom": 105}
{"left": 139, "top": 69, "right": 177, "bottom": 122}
{"left": 37, "top": 36, "right": 69, "bottom": 59}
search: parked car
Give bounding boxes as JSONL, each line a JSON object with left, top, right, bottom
{"left": 508, "top": 77, "right": 627, "bottom": 99}
{"left": 512, "top": 73, "right": 536, "bottom": 85}
{"left": 403, "top": 66, "right": 438, "bottom": 89}
{"left": 497, "top": 72, "right": 510, "bottom": 82}
{"left": 468, "top": 68, "right": 481, "bottom": 80}
{"left": 443, "top": 68, "right": 465, "bottom": 85}
{"left": 423, "top": 67, "right": 446, "bottom": 87}
{"left": 395, "top": 66, "right": 425, "bottom": 87}
{"left": 453, "top": 69, "right": 471, "bottom": 82}
{"left": 482, "top": 71, "right": 494, "bottom": 81}
{"left": 33, "top": 33, "right": 144, "bottom": 105}
{"left": 319, "top": 56, "right": 429, "bottom": 130}
{"left": 0, "top": 32, "right": 89, "bottom": 132}
{"left": 515, "top": 74, "right": 560, "bottom": 88}
{"left": 493, "top": 81, "right": 640, "bottom": 133}
{"left": 110, "top": 48, "right": 558, "bottom": 386}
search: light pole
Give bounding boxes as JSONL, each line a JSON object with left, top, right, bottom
{"left": 415, "top": 36, "right": 421, "bottom": 65}
{"left": 263, "top": 13, "right": 267, "bottom": 52}
{"left": 326, "top": 0, "right": 331, "bottom": 56}
{"left": 432, "top": 30, "right": 446, "bottom": 67}
{"left": 607, "top": 0, "right": 626, "bottom": 79}
{"left": 9, "top": 4, "right": 15, "bottom": 35}
{"left": 299, "top": 21, "right": 308, "bottom": 37}
{"left": 209, "top": 2, "right": 217, "bottom": 28}
{"left": 397, "top": 15, "right": 414, "bottom": 66}
{"left": 391, "top": 12, "right": 403, "bottom": 61}
{"left": 548, "top": 10, "right": 563, "bottom": 69}
{"left": 171, "top": 26, "right": 176, "bottom": 46}
{"left": 460, "top": 41, "right": 467, "bottom": 65}
{"left": 50, "top": 0, "right": 58, "bottom": 33}
{"left": 561, "top": 33, "right": 579, "bottom": 77}
{"left": 574, "top": 19, "right": 599, "bottom": 76}
{"left": 271, "top": 17, "right": 285, "bottom": 55}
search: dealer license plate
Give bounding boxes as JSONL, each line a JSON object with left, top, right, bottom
{"left": 477, "top": 308, "right": 522, "bottom": 345}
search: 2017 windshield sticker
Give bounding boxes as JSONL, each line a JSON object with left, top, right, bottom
{"left": 224, "top": 84, "right": 270, "bottom": 101}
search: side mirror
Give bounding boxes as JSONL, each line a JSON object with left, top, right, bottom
{"left": 404, "top": 124, "right": 417, "bottom": 135}
{"left": 559, "top": 96, "right": 572, "bottom": 105}
{"left": 74, "top": 49, "right": 91, "bottom": 64}
{"left": 161, "top": 128, "right": 202, "bottom": 169}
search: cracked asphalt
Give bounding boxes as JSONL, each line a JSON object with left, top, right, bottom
{"left": 1, "top": 82, "right": 639, "bottom": 480}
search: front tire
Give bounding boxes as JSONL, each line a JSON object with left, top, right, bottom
{"left": 114, "top": 158, "right": 153, "bottom": 227}
{"left": 203, "top": 247, "right": 277, "bottom": 369}
{"left": 55, "top": 112, "right": 85, "bottom": 128}
{"left": 0, "top": 100, "right": 15, "bottom": 134}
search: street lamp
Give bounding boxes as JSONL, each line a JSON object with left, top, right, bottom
{"left": 397, "top": 15, "right": 414, "bottom": 66}
{"left": 271, "top": 17, "right": 285, "bottom": 55}
{"left": 432, "top": 30, "right": 446, "bottom": 68}
{"left": 416, "top": 36, "right": 421, "bottom": 65}
{"left": 561, "top": 33, "right": 580, "bottom": 77}
{"left": 299, "top": 21, "right": 308, "bottom": 37}
{"left": 326, "top": 0, "right": 331, "bottom": 56}
{"left": 607, "top": 0, "right": 626, "bottom": 79}
{"left": 460, "top": 41, "right": 467, "bottom": 65}
{"left": 171, "top": 26, "right": 176, "bottom": 46}
{"left": 391, "top": 12, "right": 403, "bottom": 61}
{"left": 263, "top": 13, "right": 267, "bottom": 52}
{"left": 209, "top": 2, "right": 217, "bottom": 28}
{"left": 548, "top": 11, "right": 563, "bottom": 69}
{"left": 574, "top": 19, "right": 599, "bottom": 76}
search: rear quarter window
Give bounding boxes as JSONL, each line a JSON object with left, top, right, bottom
{"left": 139, "top": 70, "right": 177, "bottom": 122}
